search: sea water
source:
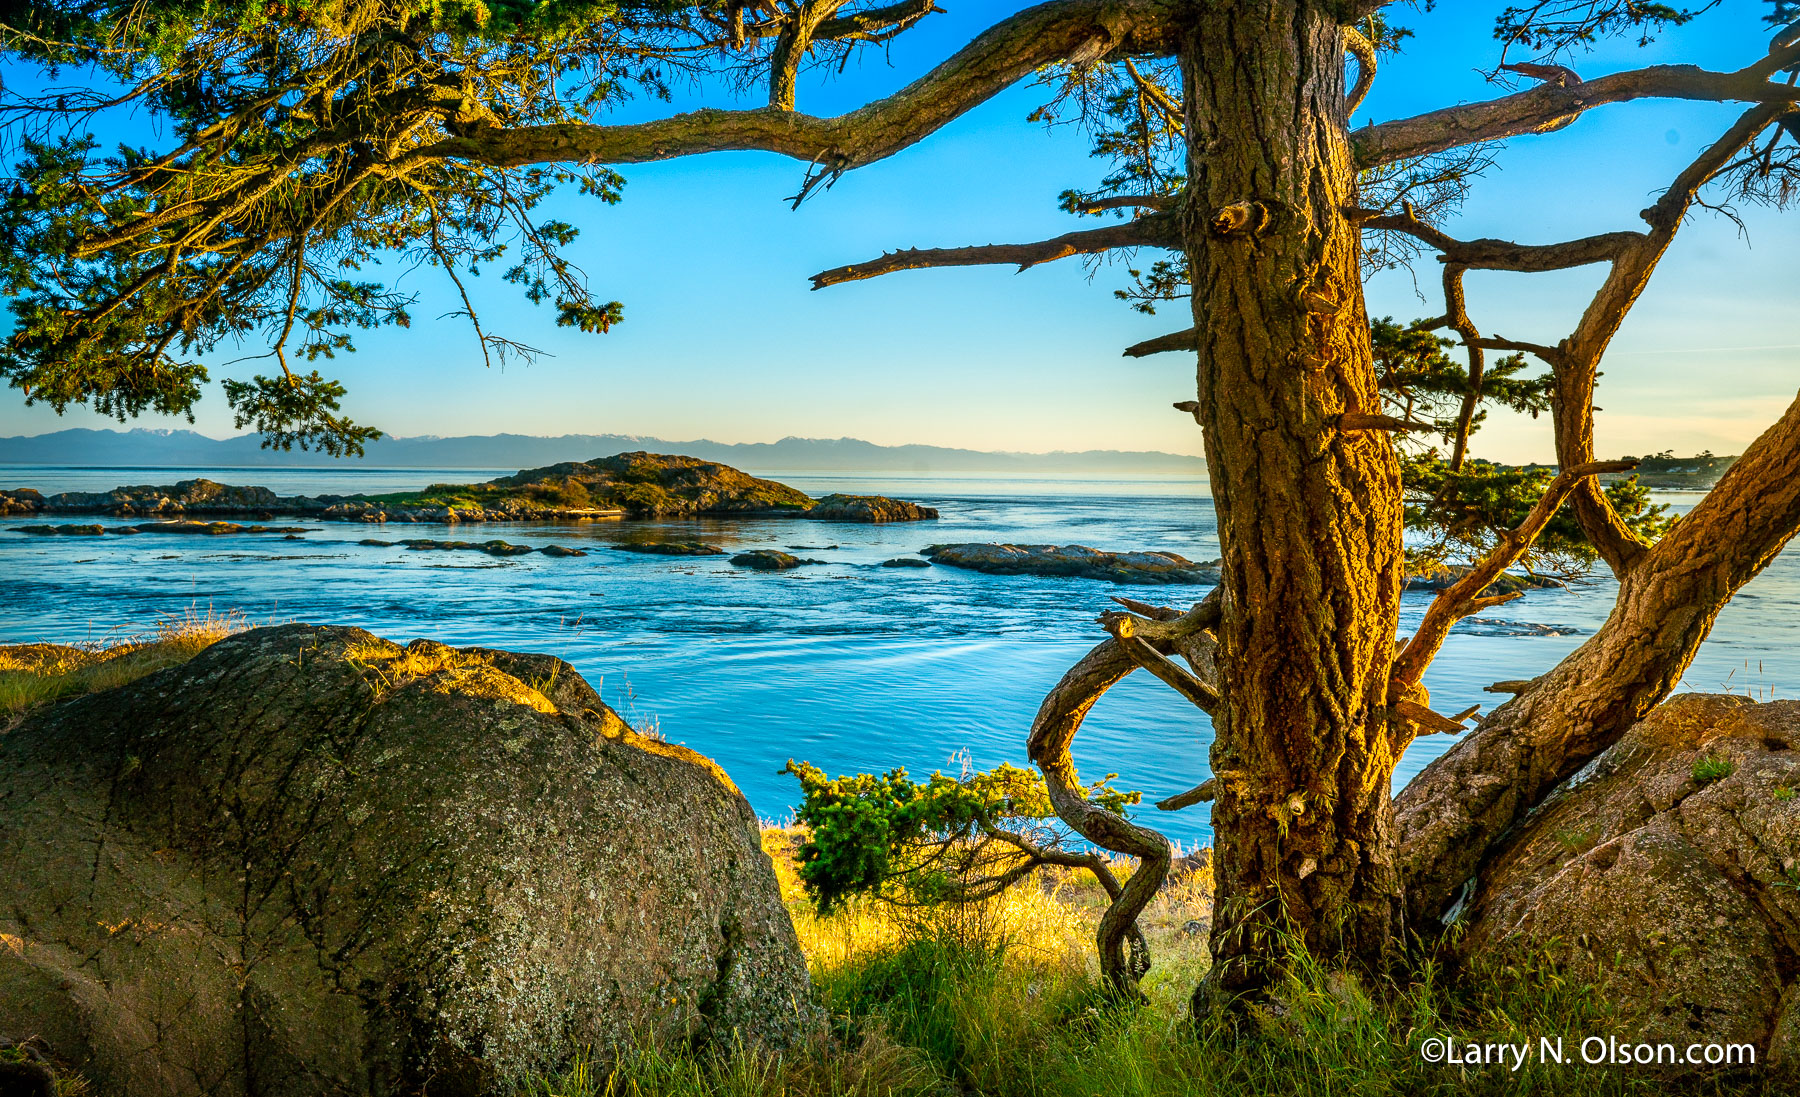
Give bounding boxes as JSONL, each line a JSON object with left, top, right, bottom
{"left": 3, "top": 467, "right": 1793, "bottom": 848}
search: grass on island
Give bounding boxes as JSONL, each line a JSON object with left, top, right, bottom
{"left": 0, "top": 607, "right": 249, "bottom": 725}
{"left": 521, "top": 830, "right": 1775, "bottom": 1097}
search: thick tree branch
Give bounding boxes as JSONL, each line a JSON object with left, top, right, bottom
{"left": 422, "top": 0, "right": 1176, "bottom": 174}
{"left": 1358, "top": 204, "right": 1644, "bottom": 274}
{"left": 1343, "top": 26, "right": 1377, "bottom": 119}
{"left": 1397, "top": 387, "right": 1800, "bottom": 925}
{"left": 810, "top": 212, "right": 1176, "bottom": 288}
{"left": 1390, "top": 459, "right": 1637, "bottom": 692}
{"left": 1354, "top": 55, "right": 1800, "bottom": 168}
{"left": 1551, "top": 105, "right": 1788, "bottom": 575}
{"left": 1100, "top": 611, "right": 1220, "bottom": 713}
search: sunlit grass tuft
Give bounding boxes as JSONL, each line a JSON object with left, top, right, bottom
{"left": 0, "top": 606, "right": 252, "bottom": 722}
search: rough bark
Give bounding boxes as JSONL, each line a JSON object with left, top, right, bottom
{"left": 1179, "top": 5, "right": 1406, "bottom": 1000}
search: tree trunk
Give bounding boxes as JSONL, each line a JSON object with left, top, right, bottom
{"left": 1179, "top": 3, "right": 1407, "bottom": 1001}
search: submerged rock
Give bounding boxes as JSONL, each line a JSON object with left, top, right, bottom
{"left": 803, "top": 494, "right": 938, "bottom": 523}
{"left": 730, "top": 550, "right": 816, "bottom": 571}
{"left": 1462, "top": 694, "right": 1800, "bottom": 1063}
{"left": 400, "top": 538, "right": 537, "bottom": 557}
{"left": 120, "top": 521, "right": 314, "bottom": 535}
{"left": 0, "top": 625, "right": 816, "bottom": 1095}
{"left": 612, "top": 541, "right": 727, "bottom": 556}
{"left": 880, "top": 557, "right": 933, "bottom": 568}
{"left": 921, "top": 543, "right": 1220, "bottom": 585}
{"left": 11, "top": 524, "right": 105, "bottom": 536}
{"left": 359, "top": 538, "right": 583, "bottom": 558}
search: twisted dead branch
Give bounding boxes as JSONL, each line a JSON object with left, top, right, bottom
{"left": 1025, "top": 589, "right": 1221, "bottom": 995}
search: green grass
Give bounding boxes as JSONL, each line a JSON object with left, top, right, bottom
{"left": 1692, "top": 754, "right": 1736, "bottom": 784}
{"left": 0, "top": 608, "right": 249, "bottom": 723}
{"left": 518, "top": 838, "right": 1777, "bottom": 1097}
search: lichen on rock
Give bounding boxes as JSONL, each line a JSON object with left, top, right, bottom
{"left": 0, "top": 624, "right": 817, "bottom": 1096}
{"left": 1462, "top": 693, "right": 1800, "bottom": 1064}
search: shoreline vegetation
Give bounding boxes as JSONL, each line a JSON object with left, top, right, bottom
{"left": 5, "top": 624, "right": 1777, "bottom": 1097}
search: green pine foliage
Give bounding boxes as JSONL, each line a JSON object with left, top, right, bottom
{"left": 781, "top": 759, "right": 1137, "bottom": 914}
{"left": 1402, "top": 455, "right": 1673, "bottom": 574}
{"left": 0, "top": 0, "right": 654, "bottom": 453}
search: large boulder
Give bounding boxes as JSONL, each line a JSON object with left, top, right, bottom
{"left": 1462, "top": 693, "right": 1800, "bottom": 1061}
{"left": 0, "top": 625, "right": 815, "bottom": 1096}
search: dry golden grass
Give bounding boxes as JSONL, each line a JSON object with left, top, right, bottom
{"left": 0, "top": 606, "right": 251, "bottom": 724}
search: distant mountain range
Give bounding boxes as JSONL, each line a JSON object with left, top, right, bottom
{"left": 0, "top": 428, "right": 1208, "bottom": 477}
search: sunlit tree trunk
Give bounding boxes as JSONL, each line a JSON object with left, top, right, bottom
{"left": 1178, "top": 1, "right": 1407, "bottom": 1000}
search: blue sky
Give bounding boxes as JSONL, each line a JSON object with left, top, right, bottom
{"left": 2, "top": 0, "right": 1795, "bottom": 462}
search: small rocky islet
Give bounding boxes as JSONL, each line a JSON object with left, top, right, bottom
{"left": 0, "top": 451, "right": 939, "bottom": 525}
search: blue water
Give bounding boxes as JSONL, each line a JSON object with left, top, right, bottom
{"left": 3, "top": 468, "right": 1795, "bottom": 848}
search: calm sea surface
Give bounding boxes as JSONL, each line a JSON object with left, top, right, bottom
{"left": 4, "top": 465, "right": 1796, "bottom": 848}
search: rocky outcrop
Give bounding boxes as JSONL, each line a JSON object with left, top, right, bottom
{"left": 1461, "top": 694, "right": 1800, "bottom": 1062}
{"left": 921, "top": 543, "right": 1221, "bottom": 585}
{"left": 0, "top": 488, "right": 44, "bottom": 517}
{"left": 880, "top": 557, "right": 932, "bottom": 568}
{"left": 915, "top": 545, "right": 1562, "bottom": 594}
{"left": 0, "top": 625, "right": 816, "bottom": 1096}
{"left": 15, "top": 479, "right": 283, "bottom": 518}
{"left": 730, "top": 550, "right": 817, "bottom": 571}
{"left": 482, "top": 452, "right": 814, "bottom": 518}
{"left": 1404, "top": 561, "right": 1562, "bottom": 595}
{"left": 612, "top": 542, "right": 727, "bottom": 556}
{"left": 803, "top": 494, "right": 938, "bottom": 523}
{"left": 2, "top": 456, "right": 937, "bottom": 527}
